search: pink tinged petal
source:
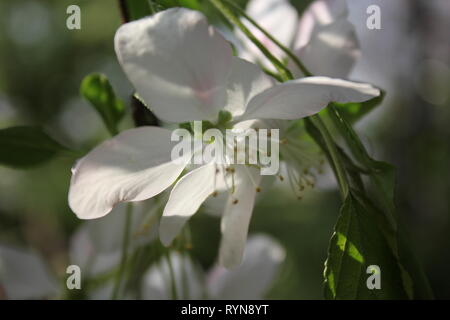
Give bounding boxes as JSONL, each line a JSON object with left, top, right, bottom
{"left": 114, "top": 8, "right": 232, "bottom": 123}
{"left": 225, "top": 57, "right": 274, "bottom": 117}
{"left": 219, "top": 166, "right": 261, "bottom": 268}
{"left": 69, "top": 127, "right": 190, "bottom": 220}
{"left": 241, "top": 76, "right": 380, "bottom": 121}
{"left": 208, "top": 235, "right": 285, "bottom": 299}
{"left": 159, "top": 163, "right": 217, "bottom": 246}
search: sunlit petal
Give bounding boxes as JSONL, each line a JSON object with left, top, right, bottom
{"left": 219, "top": 166, "right": 261, "bottom": 268}
{"left": 69, "top": 127, "right": 189, "bottom": 219}
{"left": 115, "top": 8, "right": 232, "bottom": 122}
{"left": 160, "top": 163, "right": 216, "bottom": 246}
{"left": 242, "top": 77, "right": 380, "bottom": 120}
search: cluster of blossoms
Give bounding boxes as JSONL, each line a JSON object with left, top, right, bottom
{"left": 0, "top": 208, "right": 284, "bottom": 299}
{"left": 238, "top": 0, "right": 360, "bottom": 78}
{"left": 68, "top": 0, "right": 378, "bottom": 268}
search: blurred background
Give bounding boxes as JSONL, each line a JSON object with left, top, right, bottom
{"left": 0, "top": 0, "right": 449, "bottom": 299}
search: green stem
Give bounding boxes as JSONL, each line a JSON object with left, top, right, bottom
{"left": 208, "top": 0, "right": 293, "bottom": 81}
{"left": 309, "top": 115, "right": 349, "bottom": 199}
{"left": 111, "top": 203, "right": 133, "bottom": 300}
{"left": 165, "top": 251, "right": 178, "bottom": 300}
{"left": 118, "top": 0, "right": 130, "bottom": 23}
{"left": 221, "top": 0, "right": 312, "bottom": 76}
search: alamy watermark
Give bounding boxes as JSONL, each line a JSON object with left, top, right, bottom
{"left": 66, "top": 265, "right": 81, "bottom": 290}
{"left": 366, "top": 5, "right": 381, "bottom": 30}
{"left": 66, "top": 5, "right": 81, "bottom": 30}
{"left": 366, "top": 265, "right": 381, "bottom": 290}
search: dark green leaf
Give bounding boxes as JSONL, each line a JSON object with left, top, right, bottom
{"left": 398, "top": 228, "right": 434, "bottom": 299}
{"left": 332, "top": 90, "right": 385, "bottom": 124}
{"left": 0, "top": 126, "right": 71, "bottom": 168}
{"left": 80, "top": 73, "right": 125, "bottom": 136}
{"left": 324, "top": 193, "right": 409, "bottom": 299}
{"left": 327, "top": 104, "right": 397, "bottom": 227}
{"left": 337, "top": 146, "right": 366, "bottom": 192}
{"left": 154, "top": 0, "right": 201, "bottom": 10}
{"left": 289, "top": 0, "right": 314, "bottom": 15}
{"left": 369, "top": 160, "right": 396, "bottom": 218}
{"left": 177, "top": 0, "right": 202, "bottom": 10}
{"left": 125, "top": 0, "right": 153, "bottom": 20}
{"left": 131, "top": 95, "right": 160, "bottom": 127}
{"left": 154, "top": 0, "right": 178, "bottom": 8}
{"left": 325, "top": 105, "right": 433, "bottom": 299}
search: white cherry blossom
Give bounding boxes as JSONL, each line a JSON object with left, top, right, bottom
{"left": 68, "top": 8, "right": 379, "bottom": 267}
{"left": 238, "top": 0, "right": 360, "bottom": 78}
{"left": 142, "top": 235, "right": 286, "bottom": 300}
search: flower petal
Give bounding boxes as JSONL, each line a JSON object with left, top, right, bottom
{"left": 208, "top": 235, "right": 285, "bottom": 299}
{"left": 0, "top": 245, "right": 59, "bottom": 299}
{"left": 225, "top": 57, "right": 274, "bottom": 117}
{"left": 69, "top": 127, "right": 189, "bottom": 219}
{"left": 293, "top": 18, "right": 360, "bottom": 78}
{"left": 295, "top": 0, "right": 349, "bottom": 40}
{"left": 142, "top": 252, "right": 203, "bottom": 300}
{"left": 70, "top": 202, "right": 158, "bottom": 276}
{"left": 219, "top": 166, "right": 261, "bottom": 268}
{"left": 115, "top": 8, "right": 232, "bottom": 123}
{"left": 159, "top": 163, "right": 216, "bottom": 246}
{"left": 295, "top": 0, "right": 349, "bottom": 49}
{"left": 237, "top": 0, "right": 298, "bottom": 69}
{"left": 241, "top": 77, "right": 380, "bottom": 120}
{"left": 291, "top": 0, "right": 358, "bottom": 78}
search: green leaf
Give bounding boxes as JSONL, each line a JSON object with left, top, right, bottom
{"left": 0, "top": 126, "right": 71, "bottom": 169}
{"left": 337, "top": 146, "right": 366, "bottom": 192}
{"left": 332, "top": 90, "right": 385, "bottom": 124}
{"left": 177, "top": 0, "right": 202, "bottom": 10}
{"left": 131, "top": 95, "right": 160, "bottom": 127}
{"left": 125, "top": 0, "right": 153, "bottom": 20}
{"left": 398, "top": 228, "right": 434, "bottom": 299}
{"left": 289, "top": 0, "right": 314, "bottom": 15}
{"left": 155, "top": 0, "right": 201, "bottom": 10}
{"left": 327, "top": 104, "right": 397, "bottom": 227}
{"left": 324, "top": 193, "right": 409, "bottom": 299}
{"left": 154, "top": 0, "right": 178, "bottom": 8}
{"left": 325, "top": 105, "right": 433, "bottom": 299}
{"left": 80, "top": 73, "right": 125, "bottom": 136}
{"left": 369, "top": 160, "right": 396, "bottom": 218}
